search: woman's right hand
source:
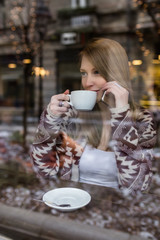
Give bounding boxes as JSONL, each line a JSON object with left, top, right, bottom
{"left": 48, "top": 89, "right": 71, "bottom": 116}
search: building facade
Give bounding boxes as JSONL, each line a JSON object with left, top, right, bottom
{"left": 0, "top": 0, "right": 159, "bottom": 123}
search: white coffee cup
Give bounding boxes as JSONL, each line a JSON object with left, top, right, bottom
{"left": 68, "top": 90, "right": 97, "bottom": 111}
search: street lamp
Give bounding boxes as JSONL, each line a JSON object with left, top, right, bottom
{"left": 35, "top": 0, "right": 51, "bottom": 118}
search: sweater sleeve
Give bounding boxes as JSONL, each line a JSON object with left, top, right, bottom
{"left": 30, "top": 106, "right": 82, "bottom": 179}
{"left": 110, "top": 105, "right": 157, "bottom": 194}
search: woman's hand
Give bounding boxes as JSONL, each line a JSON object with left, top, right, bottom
{"left": 101, "top": 81, "right": 129, "bottom": 108}
{"left": 48, "top": 89, "right": 70, "bottom": 116}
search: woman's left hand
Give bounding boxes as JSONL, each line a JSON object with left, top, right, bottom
{"left": 101, "top": 81, "right": 129, "bottom": 108}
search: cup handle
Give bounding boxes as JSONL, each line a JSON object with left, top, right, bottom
{"left": 67, "top": 94, "right": 73, "bottom": 106}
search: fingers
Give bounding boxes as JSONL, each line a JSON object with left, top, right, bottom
{"left": 102, "top": 81, "right": 127, "bottom": 94}
{"left": 51, "top": 93, "right": 70, "bottom": 102}
{"left": 101, "top": 81, "right": 129, "bottom": 108}
{"left": 49, "top": 102, "right": 69, "bottom": 115}
{"left": 49, "top": 91, "right": 71, "bottom": 116}
{"left": 64, "top": 89, "right": 69, "bottom": 95}
{"left": 102, "top": 81, "right": 122, "bottom": 90}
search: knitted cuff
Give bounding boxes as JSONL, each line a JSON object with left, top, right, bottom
{"left": 110, "top": 104, "right": 130, "bottom": 114}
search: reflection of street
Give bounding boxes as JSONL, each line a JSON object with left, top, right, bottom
{"left": 0, "top": 177, "right": 160, "bottom": 239}
{"left": 0, "top": 125, "right": 36, "bottom": 174}
{"left": 0, "top": 127, "right": 160, "bottom": 239}
{"left": 130, "top": 64, "right": 159, "bottom": 111}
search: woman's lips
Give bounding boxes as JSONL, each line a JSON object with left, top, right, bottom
{"left": 86, "top": 89, "right": 100, "bottom": 93}
{"left": 91, "top": 89, "right": 99, "bottom": 92}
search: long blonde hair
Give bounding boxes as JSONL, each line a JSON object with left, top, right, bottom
{"left": 76, "top": 38, "right": 136, "bottom": 150}
{"left": 80, "top": 38, "right": 135, "bottom": 106}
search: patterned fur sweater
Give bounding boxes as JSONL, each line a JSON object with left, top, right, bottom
{"left": 31, "top": 104, "right": 157, "bottom": 195}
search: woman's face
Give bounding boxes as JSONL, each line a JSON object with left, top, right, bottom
{"left": 80, "top": 55, "right": 107, "bottom": 101}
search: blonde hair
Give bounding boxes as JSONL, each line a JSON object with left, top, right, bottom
{"left": 76, "top": 38, "right": 136, "bottom": 150}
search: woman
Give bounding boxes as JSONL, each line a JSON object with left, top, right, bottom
{"left": 31, "top": 38, "right": 157, "bottom": 195}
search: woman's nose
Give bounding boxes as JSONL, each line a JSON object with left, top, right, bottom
{"left": 85, "top": 75, "right": 94, "bottom": 87}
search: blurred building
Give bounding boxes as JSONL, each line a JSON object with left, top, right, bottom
{"left": 0, "top": 0, "right": 160, "bottom": 123}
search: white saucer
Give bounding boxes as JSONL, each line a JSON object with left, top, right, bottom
{"left": 42, "top": 187, "right": 91, "bottom": 212}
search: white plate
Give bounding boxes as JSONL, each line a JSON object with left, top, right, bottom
{"left": 42, "top": 187, "right": 91, "bottom": 212}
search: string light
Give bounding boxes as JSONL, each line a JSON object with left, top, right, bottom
{"left": 33, "top": 67, "right": 50, "bottom": 77}
{"left": 9, "top": 0, "right": 38, "bottom": 60}
{"left": 134, "top": 0, "right": 160, "bottom": 63}
{"left": 23, "top": 59, "right": 32, "bottom": 64}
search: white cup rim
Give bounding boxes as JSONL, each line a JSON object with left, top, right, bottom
{"left": 71, "top": 90, "right": 96, "bottom": 94}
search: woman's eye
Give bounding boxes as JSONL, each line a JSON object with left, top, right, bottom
{"left": 80, "top": 72, "right": 87, "bottom": 77}
{"left": 94, "top": 70, "right": 100, "bottom": 75}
